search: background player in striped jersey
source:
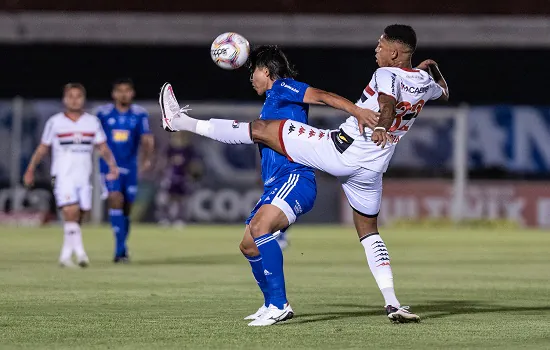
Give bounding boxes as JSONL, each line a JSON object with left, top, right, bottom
{"left": 23, "top": 83, "right": 119, "bottom": 267}
{"left": 97, "top": 78, "right": 154, "bottom": 263}
{"left": 160, "top": 24, "right": 449, "bottom": 323}
{"left": 161, "top": 46, "right": 379, "bottom": 326}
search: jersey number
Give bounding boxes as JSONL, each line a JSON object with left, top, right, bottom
{"left": 389, "top": 100, "right": 425, "bottom": 132}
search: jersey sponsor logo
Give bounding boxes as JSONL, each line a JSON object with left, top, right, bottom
{"left": 112, "top": 129, "right": 130, "bottom": 142}
{"left": 288, "top": 123, "right": 296, "bottom": 134}
{"left": 318, "top": 131, "right": 325, "bottom": 140}
{"left": 298, "top": 126, "right": 306, "bottom": 136}
{"left": 280, "top": 82, "right": 299, "bottom": 93}
{"left": 108, "top": 118, "right": 116, "bottom": 125}
{"left": 308, "top": 129, "right": 316, "bottom": 138}
{"left": 400, "top": 82, "right": 429, "bottom": 94}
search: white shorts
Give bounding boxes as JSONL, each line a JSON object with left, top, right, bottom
{"left": 279, "top": 120, "right": 382, "bottom": 217}
{"left": 53, "top": 179, "right": 92, "bottom": 211}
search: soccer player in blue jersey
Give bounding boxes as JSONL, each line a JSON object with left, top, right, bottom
{"left": 160, "top": 46, "right": 378, "bottom": 326}
{"left": 97, "top": 78, "right": 154, "bottom": 263}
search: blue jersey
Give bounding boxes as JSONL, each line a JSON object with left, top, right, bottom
{"left": 96, "top": 104, "right": 150, "bottom": 173}
{"left": 259, "top": 78, "right": 314, "bottom": 184}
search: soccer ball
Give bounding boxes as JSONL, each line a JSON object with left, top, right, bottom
{"left": 210, "top": 32, "right": 250, "bottom": 70}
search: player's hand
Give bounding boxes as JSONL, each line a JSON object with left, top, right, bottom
{"left": 106, "top": 166, "right": 119, "bottom": 181}
{"left": 140, "top": 159, "right": 152, "bottom": 174}
{"left": 355, "top": 108, "right": 380, "bottom": 134}
{"left": 23, "top": 170, "right": 34, "bottom": 187}
{"left": 416, "top": 59, "right": 438, "bottom": 72}
{"left": 371, "top": 129, "right": 392, "bottom": 149}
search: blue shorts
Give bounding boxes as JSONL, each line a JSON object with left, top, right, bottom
{"left": 245, "top": 172, "right": 316, "bottom": 227}
{"left": 102, "top": 170, "right": 138, "bottom": 203}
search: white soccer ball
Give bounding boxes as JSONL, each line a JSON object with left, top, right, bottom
{"left": 210, "top": 32, "right": 250, "bottom": 70}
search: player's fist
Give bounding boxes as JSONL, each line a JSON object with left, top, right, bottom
{"left": 371, "top": 129, "right": 392, "bottom": 149}
{"left": 354, "top": 107, "right": 380, "bottom": 135}
{"left": 416, "top": 59, "right": 438, "bottom": 72}
{"left": 23, "top": 170, "right": 34, "bottom": 187}
{"left": 106, "top": 166, "right": 119, "bottom": 181}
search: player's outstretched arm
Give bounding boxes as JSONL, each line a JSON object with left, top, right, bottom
{"left": 371, "top": 94, "right": 397, "bottom": 149}
{"left": 303, "top": 87, "right": 379, "bottom": 134}
{"left": 417, "top": 60, "right": 449, "bottom": 101}
{"left": 96, "top": 142, "right": 119, "bottom": 180}
{"left": 23, "top": 144, "right": 50, "bottom": 187}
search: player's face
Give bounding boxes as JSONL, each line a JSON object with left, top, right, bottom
{"left": 375, "top": 35, "right": 393, "bottom": 67}
{"left": 250, "top": 67, "right": 270, "bottom": 95}
{"left": 112, "top": 83, "right": 135, "bottom": 106}
{"left": 63, "top": 88, "right": 85, "bottom": 112}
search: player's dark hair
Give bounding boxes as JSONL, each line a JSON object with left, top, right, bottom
{"left": 247, "top": 45, "right": 297, "bottom": 80}
{"left": 112, "top": 77, "right": 135, "bottom": 90}
{"left": 384, "top": 24, "right": 417, "bottom": 52}
{"left": 63, "top": 83, "right": 86, "bottom": 97}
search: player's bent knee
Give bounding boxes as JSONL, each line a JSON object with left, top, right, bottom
{"left": 108, "top": 192, "right": 125, "bottom": 209}
{"left": 239, "top": 240, "right": 259, "bottom": 257}
{"left": 61, "top": 204, "right": 81, "bottom": 222}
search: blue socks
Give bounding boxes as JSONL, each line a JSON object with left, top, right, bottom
{"left": 124, "top": 215, "right": 131, "bottom": 249}
{"left": 254, "top": 233, "right": 287, "bottom": 309}
{"left": 109, "top": 209, "right": 126, "bottom": 257}
{"left": 245, "top": 254, "right": 270, "bottom": 307}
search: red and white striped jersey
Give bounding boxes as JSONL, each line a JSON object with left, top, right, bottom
{"left": 340, "top": 67, "right": 444, "bottom": 172}
{"left": 41, "top": 112, "right": 106, "bottom": 183}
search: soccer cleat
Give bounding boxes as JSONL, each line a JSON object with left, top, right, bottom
{"left": 247, "top": 303, "right": 294, "bottom": 326}
{"left": 59, "top": 259, "right": 76, "bottom": 268}
{"left": 244, "top": 305, "right": 269, "bottom": 320}
{"left": 113, "top": 255, "right": 130, "bottom": 264}
{"left": 77, "top": 256, "right": 90, "bottom": 268}
{"left": 159, "top": 83, "right": 192, "bottom": 132}
{"left": 386, "top": 305, "right": 420, "bottom": 323}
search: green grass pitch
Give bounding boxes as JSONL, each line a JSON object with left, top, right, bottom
{"left": 0, "top": 224, "right": 549, "bottom": 349}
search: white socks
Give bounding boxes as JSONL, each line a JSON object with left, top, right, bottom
{"left": 172, "top": 114, "right": 253, "bottom": 145}
{"left": 360, "top": 233, "right": 400, "bottom": 307}
{"left": 60, "top": 222, "right": 87, "bottom": 262}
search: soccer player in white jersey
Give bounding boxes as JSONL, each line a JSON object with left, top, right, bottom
{"left": 23, "top": 83, "right": 119, "bottom": 268}
{"left": 160, "top": 24, "right": 449, "bottom": 323}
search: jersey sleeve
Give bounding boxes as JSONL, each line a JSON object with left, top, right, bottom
{"left": 93, "top": 117, "right": 107, "bottom": 144}
{"left": 429, "top": 80, "right": 445, "bottom": 100}
{"left": 373, "top": 68, "right": 400, "bottom": 100}
{"left": 275, "top": 80, "right": 309, "bottom": 103}
{"left": 40, "top": 118, "right": 55, "bottom": 146}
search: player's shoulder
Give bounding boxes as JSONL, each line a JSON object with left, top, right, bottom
{"left": 272, "top": 78, "right": 308, "bottom": 94}
{"left": 95, "top": 103, "right": 115, "bottom": 117}
{"left": 130, "top": 104, "right": 149, "bottom": 116}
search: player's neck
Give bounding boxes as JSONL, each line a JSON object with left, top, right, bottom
{"left": 390, "top": 59, "right": 413, "bottom": 69}
{"left": 266, "top": 80, "right": 275, "bottom": 91}
{"left": 64, "top": 111, "right": 83, "bottom": 121}
{"left": 115, "top": 103, "right": 131, "bottom": 113}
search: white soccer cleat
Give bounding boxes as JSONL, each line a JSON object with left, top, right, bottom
{"left": 386, "top": 305, "right": 420, "bottom": 323}
{"left": 244, "top": 305, "right": 269, "bottom": 320}
{"left": 247, "top": 303, "right": 294, "bottom": 326}
{"left": 159, "top": 83, "right": 192, "bottom": 132}
{"left": 59, "top": 259, "right": 76, "bottom": 268}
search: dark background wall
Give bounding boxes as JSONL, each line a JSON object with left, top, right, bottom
{"left": 2, "top": 45, "right": 546, "bottom": 105}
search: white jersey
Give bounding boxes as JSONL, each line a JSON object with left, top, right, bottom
{"left": 340, "top": 67, "right": 444, "bottom": 172}
{"left": 41, "top": 112, "right": 106, "bottom": 184}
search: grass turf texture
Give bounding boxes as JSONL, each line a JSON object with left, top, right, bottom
{"left": 0, "top": 224, "right": 549, "bottom": 349}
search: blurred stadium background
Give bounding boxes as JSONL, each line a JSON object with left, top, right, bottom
{"left": 1, "top": 1, "right": 550, "bottom": 349}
